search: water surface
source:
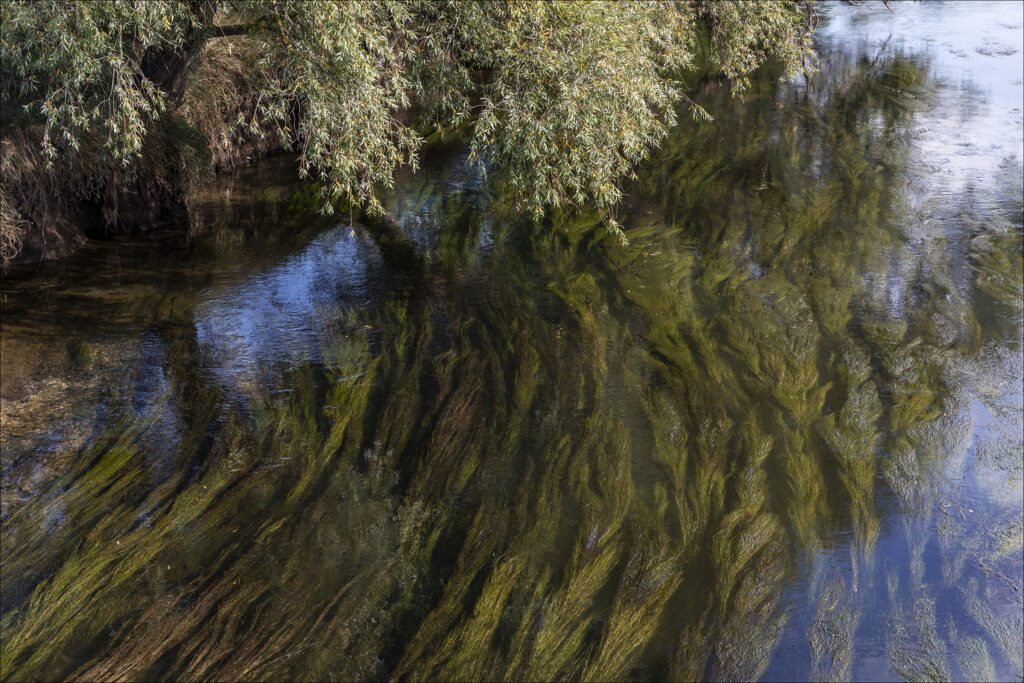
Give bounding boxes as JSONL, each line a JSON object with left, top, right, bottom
{"left": 1, "top": 2, "right": 1022, "bottom": 680}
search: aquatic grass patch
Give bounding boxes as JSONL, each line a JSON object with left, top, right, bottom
{"left": 948, "top": 615, "right": 997, "bottom": 683}
{"left": 818, "top": 343, "right": 882, "bottom": 575}
{"left": 3, "top": 35, "right": 1022, "bottom": 682}
{"left": 961, "top": 578, "right": 1024, "bottom": 678}
{"left": 808, "top": 572, "right": 855, "bottom": 683}
{"left": 886, "top": 591, "right": 951, "bottom": 682}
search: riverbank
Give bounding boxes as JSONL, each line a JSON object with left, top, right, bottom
{"left": 1, "top": 36, "right": 282, "bottom": 268}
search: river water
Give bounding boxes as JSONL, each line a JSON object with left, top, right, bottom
{"left": 1, "top": 3, "right": 1021, "bottom": 681}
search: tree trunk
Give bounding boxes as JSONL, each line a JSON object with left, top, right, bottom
{"left": 142, "top": 50, "right": 199, "bottom": 104}
{"left": 141, "top": 0, "right": 217, "bottom": 104}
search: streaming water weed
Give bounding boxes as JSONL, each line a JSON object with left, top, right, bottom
{"left": 2, "top": 13, "right": 1022, "bottom": 681}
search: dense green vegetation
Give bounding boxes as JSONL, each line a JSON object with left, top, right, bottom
{"left": 2, "top": 34, "right": 1020, "bottom": 679}
{"left": 1, "top": 3, "right": 1020, "bottom": 681}
{"left": 0, "top": 0, "right": 815, "bottom": 264}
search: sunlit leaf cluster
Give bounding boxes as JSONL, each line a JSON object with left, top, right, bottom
{"left": 1, "top": 0, "right": 815, "bottom": 223}
{"left": 0, "top": 0, "right": 197, "bottom": 164}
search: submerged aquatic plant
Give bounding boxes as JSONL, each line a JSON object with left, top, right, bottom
{"left": 2, "top": 25, "right": 1022, "bottom": 683}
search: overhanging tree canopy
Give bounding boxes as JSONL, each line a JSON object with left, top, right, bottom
{"left": 0, "top": 0, "right": 816, "bottom": 228}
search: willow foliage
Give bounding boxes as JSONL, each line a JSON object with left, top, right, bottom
{"left": 0, "top": 0, "right": 815, "bottom": 224}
